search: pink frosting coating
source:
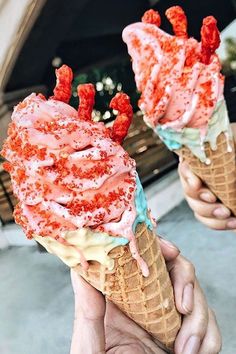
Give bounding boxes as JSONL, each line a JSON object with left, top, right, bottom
{"left": 2, "top": 93, "right": 138, "bottom": 244}
{"left": 123, "top": 22, "right": 224, "bottom": 131}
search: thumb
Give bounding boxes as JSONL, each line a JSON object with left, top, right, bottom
{"left": 178, "top": 161, "right": 202, "bottom": 191}
{"left": 158, "top": 236, "right": 180, "bottom": 262}
{"left": 70, "top": 270, "right": 106, "bottom": 354}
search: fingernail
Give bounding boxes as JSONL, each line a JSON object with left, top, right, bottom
{"left": 183, "top": 335, "right": 201, "bottom": 354}
{"left": 213, "top": 207, "right": 231, "bottom": 219}
{"left": 227, "top": 219, "right": 236, "bottom": 229}
{"left": 199, "top": 192, "right": 215, "bottom": 203}
{"left": 182, "top": 283, "right": 194, "bottom": 314}
{"left": 158, "top": 236, "right": 180, "bottom": 251}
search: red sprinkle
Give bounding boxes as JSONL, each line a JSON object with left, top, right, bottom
{"left": 200, "top": 16, "right": 220, "bottom": 64}
{"left": 71, "top": 162, "right": 111, "bottom": 179}
{"left": 109, "top": 93, "right": 133, "bottom": 144}
{"left": 37, "top": 93, "right": 46, "bottom": 100}
{"left": 14, "top": 203, "right": 33, "bottom": 239}
{"left": 68, "top": 189, "right": 126, "bottom": 216}
{"left": 198, "top": 80, "right": 214, "bottom": 108}
{"left": 185, "top": 47, "right": 200, "bottom": 67}
{"left": 77, "top": 84, "right": 95, "bottom": 121}
{"left": 142, "top": 9, "right": 161, "bottom": 27}
{"left": 51, "top": 65, "right": 73, "bottom": 103}
{"left": 15, "top": 168, "right": 27, "bottom": 184}
{"left": 2, "top": 161, "right": 12, "bottom": 173}
{"left": 165, "top": 6, "right": 188, "bottom": 39}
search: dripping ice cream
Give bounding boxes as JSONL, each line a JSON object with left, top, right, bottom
{"left": 1, "top": 65, "right": 153, "bottom": 276}
{"left": 123, "top": 6, "right": 236, "bottom": 217}
{"left": 122, "top": 7, "right": 233, "bottom": 164}
{"left": 1, "top": 64, "right": 181, "bottom": 349}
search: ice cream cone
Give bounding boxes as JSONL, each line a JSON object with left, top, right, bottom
{"left": 1, "top": 65, "right": 181, "bottom": 352}
{"left": 122, "top": 8, "right": 235, "bottom": 215}
{"left": 177, "top": 132, "right": 236, "bottom": 215}
{"left": 75, "top": 222, "right": 181, "bottom": 352}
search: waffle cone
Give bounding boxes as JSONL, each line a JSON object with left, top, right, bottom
{"left": 176, "top": 132, "right": 236, "bottom": 215}
{"left": 74, "top": 222, "right": 181, "bottom": 352}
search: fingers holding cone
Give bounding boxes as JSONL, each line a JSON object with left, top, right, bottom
{"left": 70, "top": 270, "right": 106, "bottom": 354}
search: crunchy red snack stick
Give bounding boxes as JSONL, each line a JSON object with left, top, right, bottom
{"left": 50, "top": 64, "right": 73, "bottom": 103}
{"left": 142, "top": 9, "right": 161, "bottom": 27}
{"left": 109, "top": 93, "right": 133, "bottom": 144}
{"left": 77, "top": 83, "right": 95, "bottom": 121}
{"left": 165, "top": 6, "right": 188, "bottom": 39}
{"left": 201, "top": 16, "right": 221, "bottom": 64}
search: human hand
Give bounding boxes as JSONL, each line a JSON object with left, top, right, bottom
{"left": 178, "top": 123, "right": 236, "bottom": 231}
{"left": 178, "top": 161, "right": 236, "bottom": 230}
{"left": 70, "top": 238, "right": 221, "bottom": 354}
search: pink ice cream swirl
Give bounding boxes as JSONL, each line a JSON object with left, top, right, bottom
{"left": 1, "top": 65, "right": 149, "bottom": 273}
{"left": 122, "top": 7, "right": 224, "bottom": 134}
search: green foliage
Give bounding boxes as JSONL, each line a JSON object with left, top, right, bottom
{"left": 222, "top": 37, "right": 236, "bottom": 76}
{"left": 225, "top": 38, "right": 236, "bottom": 61}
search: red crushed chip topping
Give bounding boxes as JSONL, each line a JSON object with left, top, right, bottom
{"left": 185, "top": 46, "right": 201, "bottom": 67}
{"left": 2, "top": 161, "right": 12, "bottom": 173}
{"left": 37, "top": 93, "right": 46, "bottom": 100}
{"left": 1, "top": 64, "right": 136, "bottom": 241}
{"left": 67, "top": 189, "right": 127, "bottom": 217}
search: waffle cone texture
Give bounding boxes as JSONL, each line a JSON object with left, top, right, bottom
{"left": 176, "top": 132, "right": 236, "bottom": 216}
{"left": 74, "top": 222, "right": 181, "bottom": 352}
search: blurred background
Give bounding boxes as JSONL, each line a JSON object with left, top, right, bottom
{"left": 0, "top": 1, "right": 236, "bottom": 353}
